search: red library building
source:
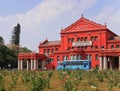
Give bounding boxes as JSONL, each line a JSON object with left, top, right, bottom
{"left": 18, "top": 16, "right": 120, "bottom": 70}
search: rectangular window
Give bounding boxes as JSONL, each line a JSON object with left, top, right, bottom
{"left": 68, "top": 38, "right": 71, "bottom": 43}
{"left": 89, "top": 54, "right": 92, "bottom": 61}
{"left": 51, "top": 59, "right": 54, "bottom": 62}
{"left": 116, "top": 45, "right": 120, "bottom": 48}
{"left": 95, "top": 54, "right": 99, "bottom": 60}
{"left": 52, "top": 49, "right": 54, "bottom": 53}
{"left": 81, "top": 37, "right": 83, "bottom": 41}
{"left": 77, "top": 38, "right": 80, "bottom": 42}
{"left": 95, "top": 36, "right": 98, "bottom": 41}
{"left": 76, "top": 55, "right": 79, "bottom": 60}
{"left": 48, "top": 49, "right": 50, "bottom": 53}
{"left": 57, "top": 56, "right": 60, "bottom": 61}
{"left": 71, "top": 38, "right": 74, "bottom": 42}
{"left": 111, "top": 45, "right": 114, "bottom": 49}
{"left": 63, "top": 56, "right": 68, "bottom": 61}
{"left": 86, "top": 54, "right": 91, "bottom": 60}
{"left": 62, "top": 56, "right": 65, "bottom": 61}
{"left": 66, "top": 56, "right": 68, "bottom": 60}
{"left": 84, "top": 37, "right": 87, "bottom": 41}
{"left": 86, "top": 55, "right": 88, "bottom": 60}
{"left": 73, "top": 55, "right": 75, "bottom": 60}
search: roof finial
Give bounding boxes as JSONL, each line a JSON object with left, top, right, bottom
{"left": 81, "top": 14, "right": 84, "bottom": 18}
{"left": 46, "top": 38, "right": 48, "bottom": 41}
{"left": 105, "top": 22, "right": 107, "bottom": 27}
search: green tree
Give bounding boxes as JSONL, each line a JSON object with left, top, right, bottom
{"left": 11, "top": 23, "right": 21, "bottom": 45}
{"left": 0, "top": 45, "right": 17, "bottom": 69}
{"left": 10, "top": 23, "right": 21, "bottom": 54}
{"left": 19, "top": 47, "right": 32, "bottom": 53}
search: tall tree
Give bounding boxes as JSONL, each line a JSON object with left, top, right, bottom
{"left": 10, "top": 23, "right": 21, "bottom": 54}
{"left": 11, "top": 23, "right": 21, "bottom": 45}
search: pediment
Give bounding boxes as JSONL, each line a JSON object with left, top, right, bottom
{"left": 61, "top": 17, "right": 106, "bottom": 33}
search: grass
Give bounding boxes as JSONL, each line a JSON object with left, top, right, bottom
{"left": 1, "top": 69, "right": 120, "bottom": 91}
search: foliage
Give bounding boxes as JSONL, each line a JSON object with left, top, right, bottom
{"left": 10, "top": 23, "right": 21, "bottom": 54}
{"left": 19, "top": 47, "right": 32, "bottom": 53}
{"left": 1, "top": 70, "right": 120, "bottom": 91}
{"left": 0, "top": 73, "right": 5, "bottom": 91}
{"left": 10, "top": 23, "right": 21, "bottom": 46}
{"left": 0, "top": 45, "right": 17, "bottom": 69}
{"left": 30, "top": 71, "right": 53, "bottom": 91}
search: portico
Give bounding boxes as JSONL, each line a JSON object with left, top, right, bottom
{"left": 99, "top": 49, "right": 120, "bottom": 70}
{"left": 18, "top": 53, "right": 47, "bottom": 70}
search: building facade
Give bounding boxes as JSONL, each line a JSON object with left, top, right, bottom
{"left": 18, "top": 16, "right": 120, "bottom": 70}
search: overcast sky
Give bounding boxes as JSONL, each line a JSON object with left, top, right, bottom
{"left": 0, "top": 0, "right": 120, "bottom": 51}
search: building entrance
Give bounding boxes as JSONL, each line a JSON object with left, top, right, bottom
{"left": 113, "top": 57, "right": 119, "bottom": 69}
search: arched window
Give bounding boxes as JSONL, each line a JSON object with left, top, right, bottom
{"left": 77, "top": 37, "right": 80, "bottom": 42}
{"left": 71, "top": 38, "right": 74, "bottom": 42}
{"left": 44, "top": 49, "right": 46, "bottom": 53}
{"left": 56, "top": 48, "right": 58, "bottom": 50}
{"left": 68, "top": 38, "right": 71, "bottom": 43}
{"left": 47, "top": 49, "right": 50, "bottom": 53}
{"left": 51, "top": 48, "right": 54, "bottom": 53}
{"left": 84, "top": 37, "right": 87, "bottom": 41}
{"left": 95, "top": 36, "right": 98, "bottom": 41}
{"left": 91, "top": 36, "right": 94, "bottom": 41}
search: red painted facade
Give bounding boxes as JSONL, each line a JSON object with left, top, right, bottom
{"left": 19, "top": 16, "right": 120, "bottom": 70}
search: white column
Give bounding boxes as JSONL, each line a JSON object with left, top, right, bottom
{"left": 99, "top": 57, "right": 102, "bottom": 70}
{"left": 18, "top": 60, "right": 21, "bottom": 70}
{"left": 31, "top": 60, "right": 34, "bottom": 70}
{"left": 21, "top": 60, "right": 23, "bottom": 70}
{"left": 34, "top": 60, "right": 36, "bottom": 70}
{"left": 119, "top": 56, "right": 120, "bottom": 70}
{"left": 103, "top": 56, "right": 107, "bottom": 70}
